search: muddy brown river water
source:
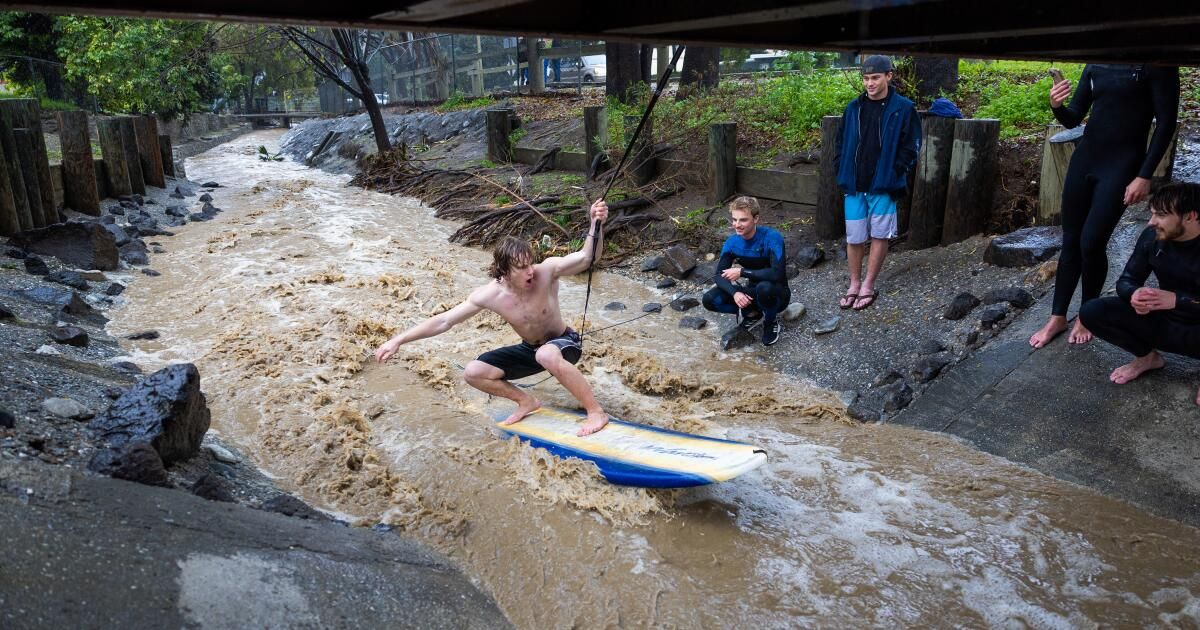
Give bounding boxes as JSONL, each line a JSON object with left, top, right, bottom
{"left": 109, "top": 130, "right": 1200, "bottom": 628}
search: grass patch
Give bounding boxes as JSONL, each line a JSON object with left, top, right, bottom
{"left": 478, "top": 158, "right": 498, "bottom": 169}
{"left": 438, "top": 91, "right": 492, "bottom": 112}
{"left": 0, "top": 93, "right": 79, "bottom": 111}
{"left": 957, "top": 60, "right": 1086, "bottom": 138}
{"left": 508, "top": 127, "right": 527, "bottom": 146}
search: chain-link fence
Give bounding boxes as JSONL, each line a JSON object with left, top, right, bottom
{"left": 0, "top": 55, "right": 98, "bottom": 112}
{"left": 319, "top": 34, "right": 607, "bottom": 113}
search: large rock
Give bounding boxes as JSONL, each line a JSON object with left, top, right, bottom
{"left": 8, "top": 222, "right": 119, "bottom": 271}
{"left": 12, "top": 287, "right": 99, "bottom": 321}
{"left": 984, "top": 226, "right": 1062, "bottom": 268}
{"left": 89, "top": 363, "right": 211, "bottom": 464}
{"left": 102, "top": 223, "right": 131, "bottom": 247}
{"left": 678, "top": 316, "right": 707, "bottom": 329}
{"left": 982, "top": 287, "right": 1034, "bottom": 309}
{"left": 911, "top": 356, "right": 951, "bottom": 384}
{"left": 792, "top": 245, "right": 826, "bottom": 269}
{"left": 944, "top": 292, "right": 981, "bottom": 320}
{"left": 46, "top": 270, "right": 88, "bottom": 290}
{"left": 669, "top": 296, "right": 700, "bottom": 312}
{"left": 720, "top": 325, "right": 756, "bottom": 350}
{"left": 88, "top": 441, "right": 171, "bottom": 487}
{"left": 660, "top": 244, "right": 698, "bottom": 279}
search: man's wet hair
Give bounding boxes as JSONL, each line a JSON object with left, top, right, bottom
{"left": 729, "top": 195, "right": 761, "bottom": 218}
{"left": 1149, "top": 181, "right": 1200, "bottom": 218}
{"left": 489, "top": 236, "right": 534, "bottom": 279}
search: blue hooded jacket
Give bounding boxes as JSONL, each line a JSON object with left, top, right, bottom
{"left": 835, "top": 87, "right": 922, "bottom": 195}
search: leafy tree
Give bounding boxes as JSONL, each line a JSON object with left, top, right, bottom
{"left": 0, "top": 12, "right": 67, "bottom": 100}
{"left": 213, "top": 24, "right": 313, "bottom": 113}
{"left": 56, "top": 16, "right": 219, "bottom": 118}
{"left": 277, "top": 27, "right": 392, "bottom": 153}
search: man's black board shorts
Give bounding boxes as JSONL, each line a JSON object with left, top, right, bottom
{"left": 477, "top": 328, "right": 582, "bottom": 380}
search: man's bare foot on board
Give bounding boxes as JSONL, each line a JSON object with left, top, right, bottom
{"left": 577, "top": 409, "right": 609, "bottom": 436}
{"left": 1110, "top": 351, "right": 1165, "bottom": 384}
{"left": 1068, "top": 319, "right": 1093, "bottom": 344}
{"left": 1030, "top": 316, "right": 1069, "bottom": 348}
{"left": 500, "top": 398, "right": 541, "bottom": 425}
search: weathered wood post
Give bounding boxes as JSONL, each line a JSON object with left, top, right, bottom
{"left": 0, "top": 125, "right": 17, "bottom": 236}
{"left": 133, "top": 115, "right": 165, "bottom": 188}
{"left": 908, "top": 114, "right": 957, "bottom": 248}
{"left": 0, "top": 99, "right": 55, "bottom": 222}
{"left": 708, "top": 122, "right": 736, "bottom": 204}
{"left": 12, "top": 129, "right": 46, "bottom": 227}
{"left": 158, "top": 134, "right": 175, "bottom": 177}
{"left": 815, "top": 115, "right": 845, "bottom": 240}
{"left": 582, "top": 105, "right": 607, "bottom": 180}
{"left": 96, "top": 117, "right": 132, "bottom": 198}
{"left": 471, "top": 36, "right": 485, "bottom": 96}
{"left": 623, "top": 114, "right": 655, "bottom": 186}
{"left": 485, "top": 108, "right": 512, "bottom": 163}
{"left": 56, "top": 110, "right": 101, "bottom": 216}
{"left": 0, "top": 115, "right": 31, "bottom": 231}
{"left": 116, "top": 116, "right": 145, "bottom": 195}
{"left": 942, "top": 118, "right": 1000, "bottom": 244}
{"left": 527, "top": 37, "right": 544, "bottom": 95}
{"left": 1037, "top": 123, "right": 1078, "bottom": 226}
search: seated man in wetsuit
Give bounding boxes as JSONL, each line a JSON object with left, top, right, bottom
{"left": 374, "top": 199, "right": 611, "bottom": 435}
{"left": 702, "top": 196, "right": 790, "bottom": 346}
{"left": 1079, "top": 182, "right": 1200, "bottom": 406}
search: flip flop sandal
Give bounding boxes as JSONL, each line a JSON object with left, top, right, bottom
{"left": 838, "top": 292, "right": 858, "bottom": 310}
{"left": 852, "top": 290, "right": 879, "bottom": 311}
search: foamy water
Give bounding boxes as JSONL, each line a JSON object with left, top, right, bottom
{"left": 109, "top": 131, "right": 1200, "bottom": 628}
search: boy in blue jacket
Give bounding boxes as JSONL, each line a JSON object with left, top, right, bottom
{"left": 834, "top": 55, "right": 922, "bottom": 310}
{"left": 703, "top": 196, "right": 790, "bottom": 346}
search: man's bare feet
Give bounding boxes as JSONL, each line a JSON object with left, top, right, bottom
{"left": 500, "top": 398, "right": 541, "bottom": 425}
{"left": 1110, "top": 351, "right": 1164, "bottom": 384}
{"left": 577, "top": 409, "right": 609, "bottom": 436}
{"left": 1068, "top": 319, "right": 1093, "bottom": 344}
{"left": 1030, "top": 316, "right": 1068, "bottom": 348}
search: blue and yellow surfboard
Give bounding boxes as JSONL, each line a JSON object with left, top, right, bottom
{"left": 490, "top": 406, "right": 767, "bottom": 488}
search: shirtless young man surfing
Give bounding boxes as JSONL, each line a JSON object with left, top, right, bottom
{"left": 374, "top": 199, "right": 611, "bottom": 436}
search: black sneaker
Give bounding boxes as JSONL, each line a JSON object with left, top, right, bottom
{"left": 737, "top": 308, "right": 763, "bottom": 331}
{"left": 761, "top": 320, "right": 781, "bottom": 346}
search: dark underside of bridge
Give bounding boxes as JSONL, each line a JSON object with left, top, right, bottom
{"left": 5, "top": 0, "right": 1200, "bottom": 66}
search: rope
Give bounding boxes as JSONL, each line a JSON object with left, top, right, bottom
{"left": 578, "top": 45, "right": 686, "bottom": 347}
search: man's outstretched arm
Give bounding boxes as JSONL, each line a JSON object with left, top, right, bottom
{"left": 551, "top": 199, "right": 609, "bottom": 277}
{"left": 374, "top": 298, "right": 485, "bottom": 362}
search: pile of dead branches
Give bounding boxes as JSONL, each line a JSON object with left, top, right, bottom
{"left": 351, "top": 147, "right": 683, "bottom": 260}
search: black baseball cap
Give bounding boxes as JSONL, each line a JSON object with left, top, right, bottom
{"left": 861, "top": 55, "right": 894, "bottom": 75}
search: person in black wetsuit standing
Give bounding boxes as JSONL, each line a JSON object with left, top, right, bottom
{"left": 1030, "top": 64, "right": 1179, "bottom": 349}
{"left": 1078, "top": 182, "right": 1200, "bottom": 406}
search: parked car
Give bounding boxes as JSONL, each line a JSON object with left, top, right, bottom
{"left": 557, "top": 54, "right": 606, "bottom": 83}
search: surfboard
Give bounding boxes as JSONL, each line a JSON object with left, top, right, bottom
{"left": 490, "top": 406, "right": 767, "bottom": 488}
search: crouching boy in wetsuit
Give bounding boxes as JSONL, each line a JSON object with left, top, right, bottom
{"left": 1078, "top": 182, "right": 1200, "bottom": 406}
{"left": 702, "top": 196, "right": 790, "bottom": 346}
{"left": 374, "top": 199, "right": 611, "bottom": 435}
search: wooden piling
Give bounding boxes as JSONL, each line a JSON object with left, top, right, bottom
{"left": 583, "top": 105, "right": 607, "bottom": 180}
{"left": 158, "top": 134, "right": 175, "bottom": 177}
{"left": 485, "top": 108, "right": 512, "bottom": 163}
{"left": 56, "top": 110, "right": 101, "bottom": 216}
{"left": 623, "top": 114, "right": 655, "bottom": 186}
{"left": 708, "top": 122, "right": 736, "bottom": 204}
{"left": 134, "top": 115, "right": 165, "bottom": 188}
{"left": 908, "top": 115, "right": 957, "bottom": 248}
{"left": 116, "top": 116, "right": 145, "bottom": 195}
{"left": 527, "top": 37, "right": 544, "bottom": 95}
{"left": 815, "top": 115, "right": 845, "bottom": 240}
{"left": 0, "top": 126, "right": 17, "bottom": 236}
{"left": 96, "top": 117, "right": 132, "bottom": 198}
{"left": 1037, "top": 124, "right": 1076, "bottom": 226}
{"left": 0, "top": 115, "right": 31, "bottom": 231}
{"left": 942, "top": 118, "right": 1000, "bottom": 244}
{"left": 12, "top": 129, "right": 46, "bottom": 228}
{"left": 0, "top": 99, "right": 55, "bottom": 223}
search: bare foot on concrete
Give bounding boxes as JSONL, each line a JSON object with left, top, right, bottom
{"left": 1110, "top": 352, "right": 1164, "bottom": 384}
{"left": 500, "top": 398, "right": 541, "bottom": 426}
{"left": 1068, "top": 319, "right": 1093, "bottom": 345}
{"left": 1030, "top": 316, "right": 1068, "bottom": 348}
{"left": 577, "top": 410, "right": 609, "bottom": 436}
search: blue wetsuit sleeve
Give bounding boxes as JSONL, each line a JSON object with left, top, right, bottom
{"left": 1052, "top": 66, "right": 1091, "bottom": 129}
{"left": 1116, "top": 228, "right": 1154, "bottom": 302}
{"left": 713, "top": 249, "right": 740, "bottom": 296}
{"left": 1138, "top": 66, "right": 1180, "bottom": 179}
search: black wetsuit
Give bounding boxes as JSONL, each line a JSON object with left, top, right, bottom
{"left": 1051, "top": 64, "right": 1179, "bottom": 316}
{"left": 703, "top": 225, "right": 790, "bottom": 323}
{"left": 1079, "top": 226, "right": 1200, "bottom": 358}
